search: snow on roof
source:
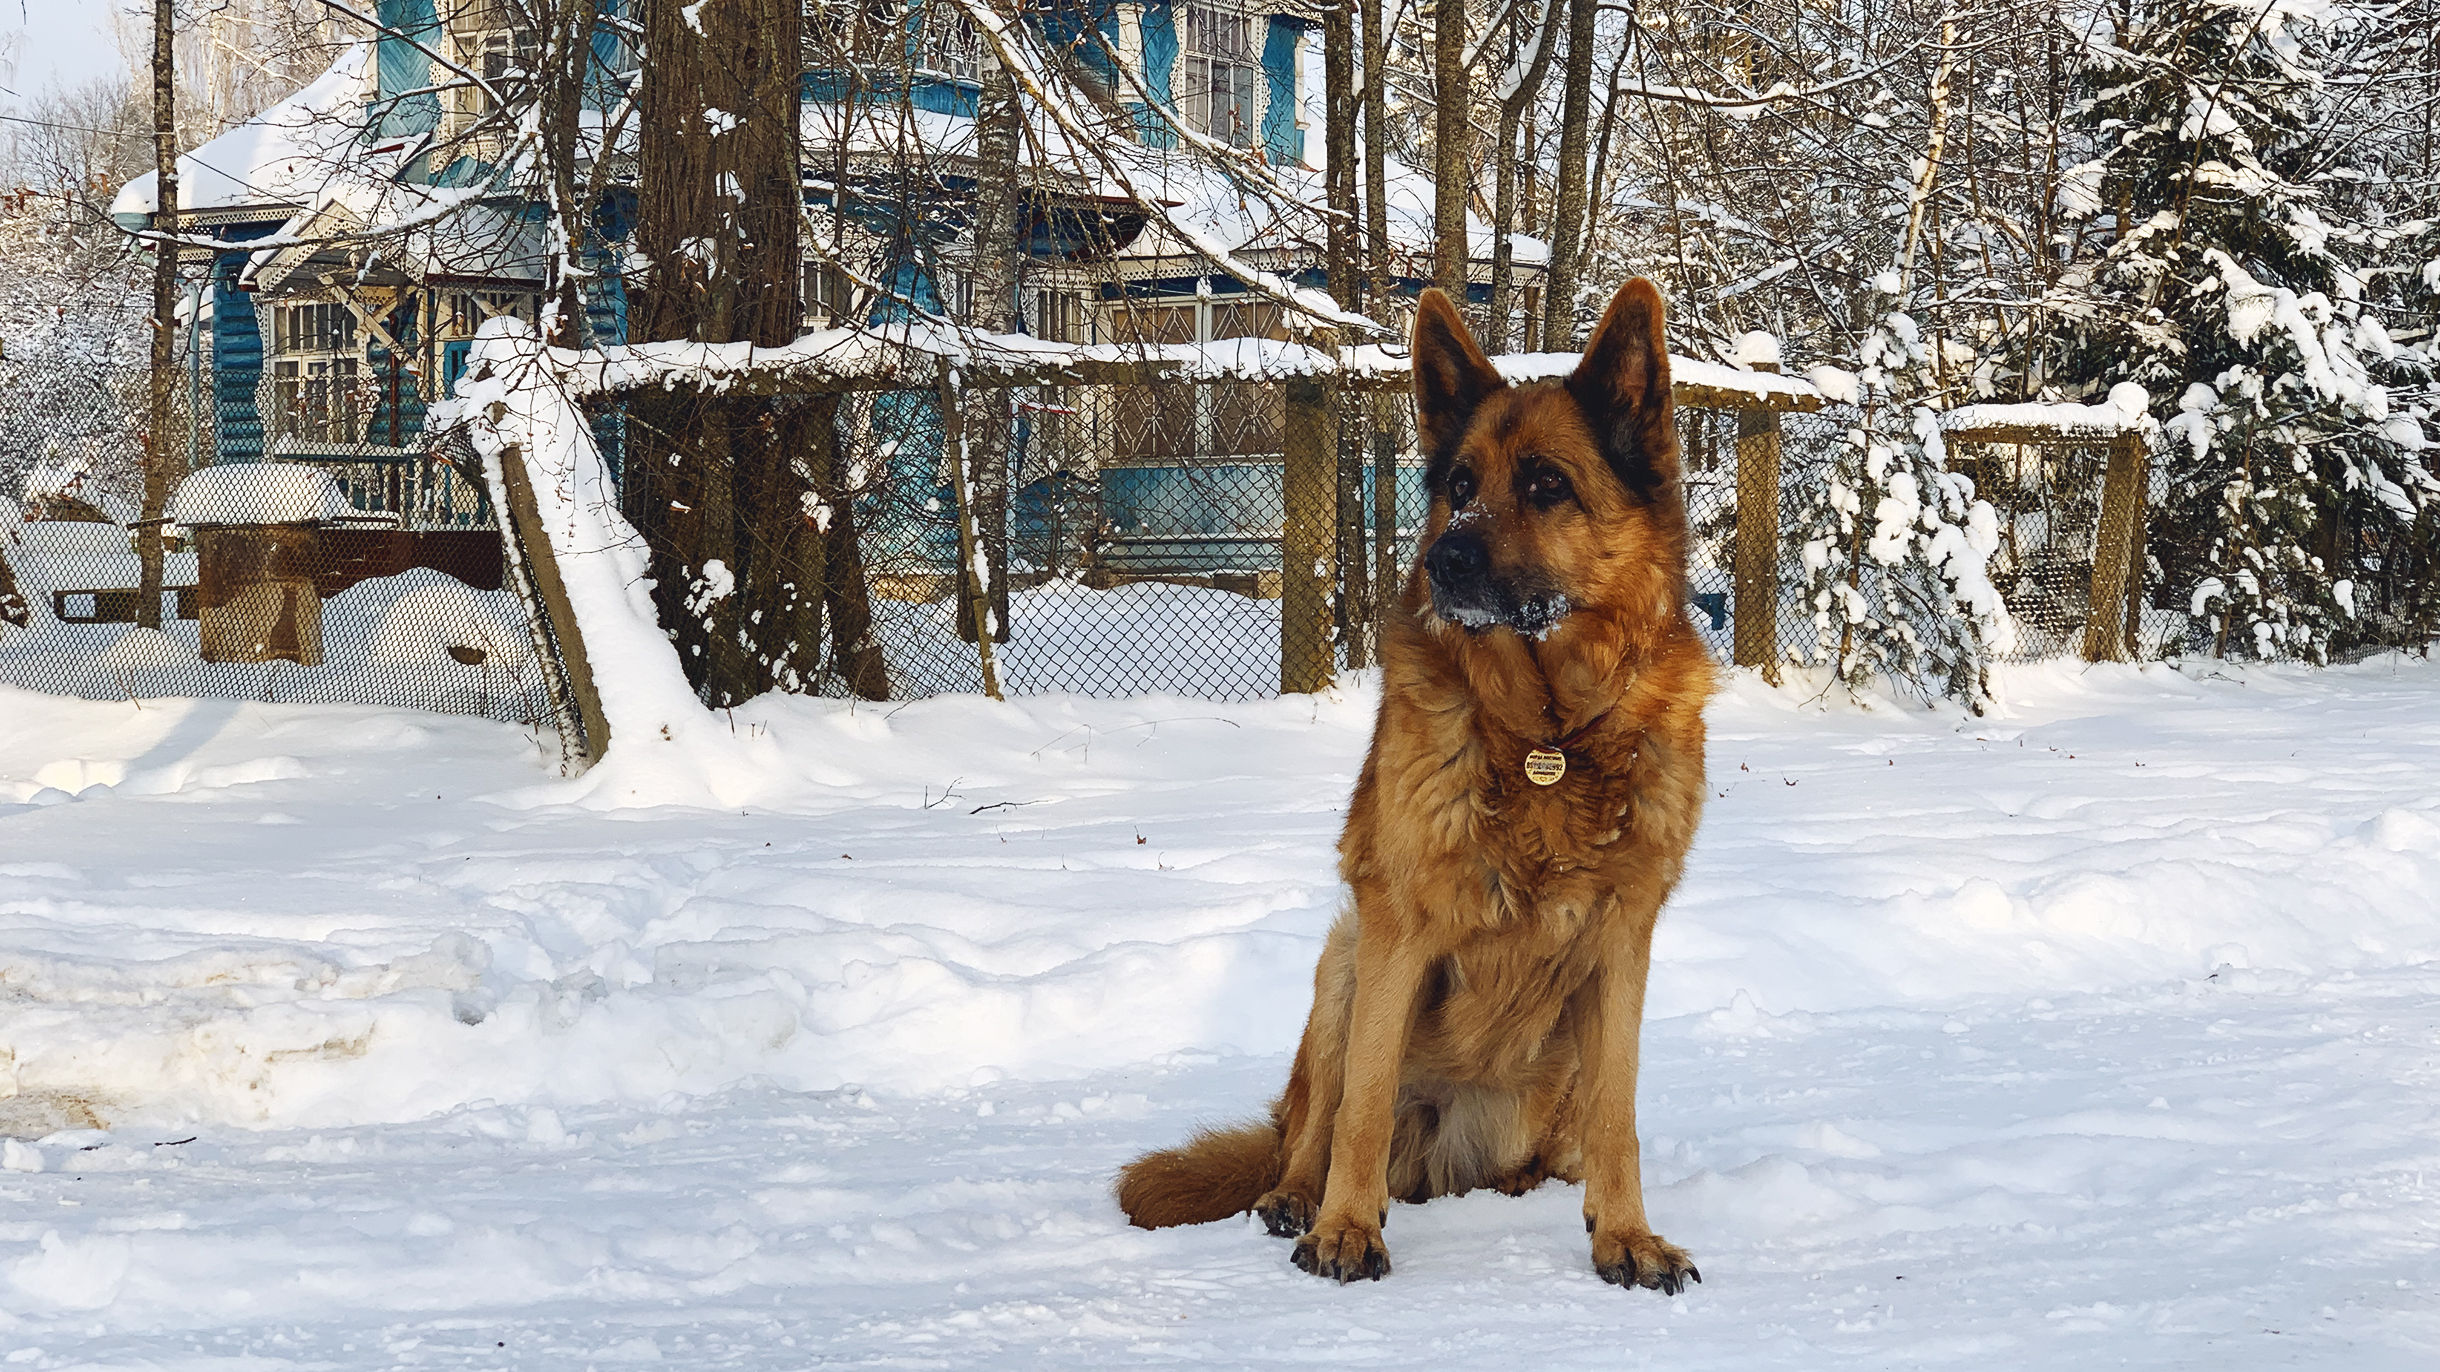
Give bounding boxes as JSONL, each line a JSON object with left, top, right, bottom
{"left": 803, "top": 97, "right": 1542, "bottom": 273}
{"left": 1944, "top": 383, "right": 2156, "bottom": 440}
{"left": 171, "top": 464, "right": 352, "bottom": 526}
{"left": 113, "top": 46, "right": 380, "bottom": 222}
{"left": 248, "top": 184, "right": 548, "bottom": 291}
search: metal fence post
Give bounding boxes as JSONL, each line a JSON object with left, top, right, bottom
{"left": 2085, "top": 431, "right": 2148, "bottom": 664}
{"left": 1732, "top": 400, "right": 1784, "bottom": 679}
{"left": 1282, "top": 375, "right": 1337, "bottom": 693}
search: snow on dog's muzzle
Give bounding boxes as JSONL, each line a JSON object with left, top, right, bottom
{"left": 1426, "top": 532, "right": 1571, "bottom": 638}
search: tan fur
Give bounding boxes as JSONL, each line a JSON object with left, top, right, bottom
{"left": 1118, "top": 281, "right": 1713, "bottom": 1294}
{"left": 1113, "top": 1121, "right": 1284, "bottom": 1229}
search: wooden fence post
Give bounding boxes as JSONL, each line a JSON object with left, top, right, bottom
{"left": 2120, "top": 441, "right": 2152, "bottom": 659}
{"left": 1731, "top": 400, "right": 1784, "bottom": 680}
{"left": 2085, "top": 431, "right": 2148, "bottom": 663}
{"left": 497, "top": 440, "right": 610, "bottom": 771}
{"left": 1282, "top": 376, "right": 1338, "bottom": 693}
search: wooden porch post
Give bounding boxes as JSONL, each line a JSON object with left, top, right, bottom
{"left": 1282, "top": 376, "right": 1338, "bottom": 693}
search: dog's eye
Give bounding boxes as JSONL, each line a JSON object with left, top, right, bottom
{"left": 1448, "top": 467, "right": 1476, "bottom": 510}
{"left": 1524, "top": 466, "right": 1574, "bottom": 509}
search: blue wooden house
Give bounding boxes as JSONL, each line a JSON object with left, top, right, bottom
{"left": 112, "top": 0, "right": 1541, "bottom": 578}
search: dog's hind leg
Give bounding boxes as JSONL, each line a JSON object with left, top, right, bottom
{"left": 1254, "top": 913, "right": 1357, "bottom": 1237}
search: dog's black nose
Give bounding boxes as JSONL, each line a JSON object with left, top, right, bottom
{"left": 1427, "top": 531, "right": 1488, "bottom": 587}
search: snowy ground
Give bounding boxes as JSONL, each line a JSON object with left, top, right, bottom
{"left": 1, "top": 658, "right": 2437, "bottom": 1368}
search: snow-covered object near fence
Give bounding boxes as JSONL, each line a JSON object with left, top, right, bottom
{"left": 1943, "top": 382, "right": 2157, "bottom": 440}
{"left": 1488, "top": 350, "right": 1826, "bottom": 410}
{"left": 444, "top": 318, "right": 762, "bottom": 807}
{"left": 168, "top": 464, "right": 351, "bottom": 527}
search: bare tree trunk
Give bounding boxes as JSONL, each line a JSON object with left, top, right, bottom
{"left": 634, "top": 0, "right": 807, "bottom": 706}
{"left": 543, "top": 0, "right": 602, "bottom": 348}
{"left": 1362, "top": 0, "right": 1399, "bottom": 630}
{"left": 1324, "top": 0, "right": 1367, "bottom": 666}
{"left": 1361, "top": 0, "right": 1390, "bottom": 306}
{"left": 1432, "top": 0, "right": 1470, "bottom": 296}
{"left": 1488, "top": 0, "right": 1559, "bottom": 353}
{"left": 960, "top": 50, "right": 1021, "bottom": 645}
{"left": 1324, "top": 0, "right": 1359, "bottom": 311}
{"left": 140, "top": 0, "right": 179, "bottom": 633}
{"left": 1538, "top": 0, "right": 1596, "bottom": 348}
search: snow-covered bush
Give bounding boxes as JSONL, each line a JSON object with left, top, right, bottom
{"left": 1790, "top": 283, "right": 2016, "bottom": 711}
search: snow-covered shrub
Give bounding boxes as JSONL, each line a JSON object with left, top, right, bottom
{"left": 1790, "top": 287, "right": 2016, "bottom": 711}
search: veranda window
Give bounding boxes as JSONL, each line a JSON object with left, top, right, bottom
{"left": 271, "top": 303, "right": 362, "bottom": 446}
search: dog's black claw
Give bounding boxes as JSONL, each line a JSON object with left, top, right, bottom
{"left": 1585, "top": 1213, "right": 1596, "bottom": 1234}
{"left": 1291, "top": 1226, "right": 1391, "bottom": 1283}
{"left": 1687, "top": 1264, "right": 1703, "bottom": 1286}
{"left": 1254, "top": 1191, "right": 1314, "bottom": 1238}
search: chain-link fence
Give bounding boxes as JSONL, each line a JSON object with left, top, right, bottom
{"left": 14, "top": 345, "right": 2424, "bottom": 737}
{"left": 0, "top": 355, "right": 577, "bottom": 741}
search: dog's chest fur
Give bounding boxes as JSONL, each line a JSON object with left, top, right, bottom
{"left": 1347, "top": 653, "right": 1693, "bottom": 940}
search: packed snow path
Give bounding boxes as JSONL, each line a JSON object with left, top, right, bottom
{"left": 1, "top": 661, "right": 2436, "bottom": 1367}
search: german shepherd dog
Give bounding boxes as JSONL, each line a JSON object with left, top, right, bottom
{"left": 1117, "top": 279, "right": 1712, "bottom": 1292}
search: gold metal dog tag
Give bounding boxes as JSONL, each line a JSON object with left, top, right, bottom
{"left": 1524, "top": 748, "right": 1567, "bottom": 786}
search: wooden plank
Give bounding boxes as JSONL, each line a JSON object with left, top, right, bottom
{"left": 2083, "top": 432, "right": 2148, "bottom": 664}
{"left": 1674, "top": 380, "right": 1824, "bottom": 414}
{"left": 1731, "top": 404, "right": 1784, "bottom": 676}
{"left": 1281, "top": 377, "right": 1337, "bottom": 694}
{"left": 497, "top": 441, "right": 611, "bottom": 770}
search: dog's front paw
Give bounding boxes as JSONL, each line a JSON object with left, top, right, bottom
{"left": 1253, "top": 1188, "right": 1316, "bottom": 1238}
{"left": 1290, "top": 1211, "right": 1390, "bottom": 1283}
{"left": 1590, "top": 1227, "right": 1700, "bottom": 1295}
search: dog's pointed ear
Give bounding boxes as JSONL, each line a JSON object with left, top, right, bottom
{"left": 1412, "top": 288, "right": 1506, "bottom": 480}
{"left": 1565, "top": 279, "right": 1678, "bottom": 504}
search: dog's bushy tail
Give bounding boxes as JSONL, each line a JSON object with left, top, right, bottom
{"left": 1116, "top": 1121, "right": 1283, "bottom": 1229}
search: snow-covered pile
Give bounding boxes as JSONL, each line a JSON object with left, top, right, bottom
{"left": 2, "top": 658, "right": 2435, "bottom": 1130}
{"left": 167, "top": 463, "right": 352, "bottom": 527}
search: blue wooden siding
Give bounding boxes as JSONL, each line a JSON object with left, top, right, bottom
{"left": 1136, "top": 1, "right": 1179, "bottom": 147}
{"left": 1260, "top": 17, "right": 1304, "bottom": 166}
{"left": 374, "top": 0, "right": 441, "bottom": 146}
{"left": 210, "top": 234, "right": 275, "bottom": 465}
{"left": 588, "top": 0, "right": 626, "bottom": 111}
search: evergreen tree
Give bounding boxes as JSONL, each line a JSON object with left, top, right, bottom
{"left": 2061, "top": 0, "right": 2432, "bottom": 661}
{"left": 1792, "top": 272, "right": 2016, "bottom": 710}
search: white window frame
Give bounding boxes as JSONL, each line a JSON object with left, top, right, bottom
{"left": 1179, "top": 2, "right": 1260, "bottom": 148}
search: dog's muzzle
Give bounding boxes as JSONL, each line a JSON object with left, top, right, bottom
{"left": 1426, "top": 531, "right": 1571, "bottom": 638}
